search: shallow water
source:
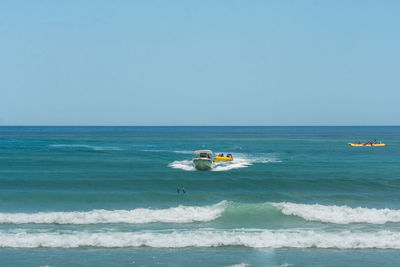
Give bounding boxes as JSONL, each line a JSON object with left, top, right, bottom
{"left": 0, "top": 126, "right": 399, "bottom": 266}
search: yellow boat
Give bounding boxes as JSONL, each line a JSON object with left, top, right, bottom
{"left": 348, "top": 143, "right": 386, "bottom": 147}
{"left": 214, "top": 154, "right": 233, "bottom": 162}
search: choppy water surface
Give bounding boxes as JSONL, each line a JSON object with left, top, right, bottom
{"left": 0, "top": 126, "right": 399, "bottom": 266}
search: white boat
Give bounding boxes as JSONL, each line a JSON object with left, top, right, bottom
{"left": 192, "top": 150, "right": 213, "bottom": 170}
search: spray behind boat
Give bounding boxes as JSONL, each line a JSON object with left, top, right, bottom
{"left": 192, "top": 150, "right": 234, "bottom": 170}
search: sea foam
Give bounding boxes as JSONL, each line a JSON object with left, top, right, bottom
{"left": 6, "top": 200, "right": 398, "bottom": 225}
{"left": 212, "top": 158, "right": 253, "bottom": 171}
{"left": 1, "top": 229, "right": 400, "bottom": 248}
{"left": 272, "top": 202, "right": 400, "bottom": 224}
{"left": 168, "top": 160, "right": 196, "bottom": 171}
{"left": 0, "top": 202, "right": 226, "bottom": 225}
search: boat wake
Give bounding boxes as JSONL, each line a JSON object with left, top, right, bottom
{"left": 168, "top": 160, "right": 196, "bottom": 171}
{"left": 169, "top": 153, "right": 280, "bottom": 171}
{"left": 213, "top": 157, "right": 253, "bottom": 171}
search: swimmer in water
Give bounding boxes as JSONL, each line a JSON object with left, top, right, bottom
{"left": 182, "top": 187, "right": 185, "bottom": 194}
{"left": 177, "top": 187, "right": 180, "bottom": 193}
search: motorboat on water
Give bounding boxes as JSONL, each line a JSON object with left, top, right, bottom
{"left": 193, "top": 150, "right": 213, "bottom": 170}
{"left": 214, "top": 153, "right": 233, "bottom": 162}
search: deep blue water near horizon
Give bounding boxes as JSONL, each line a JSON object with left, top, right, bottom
{"left": 0, "top": 126, "right": 400, "bottom": 266}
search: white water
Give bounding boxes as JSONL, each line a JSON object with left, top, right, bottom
{"left": 0, "top": 202, "right": 226, "bottom": 225}
{"left": 212, "top": 157, "right": 253, "bottom": 171}
{"left": 5, "top": 201, "right": 400, "bottom": 225}
{"left": 168, "top": 160, "right": 196, "bottom": 171}
{"left": 1, "top": 229, "right": 400, "bottom": 248}
{"left": 273, "top": 202, "right": 400, "bottom": 224}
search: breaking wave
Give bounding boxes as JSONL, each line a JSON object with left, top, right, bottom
{"left": 272, "top": 202, "right": 400, "bottom": 224}
{"left": 3, "top": 201, "right": 399, "bottom": 226}
{"left": 1, "top": 229, "right": 400, "bottom": 248}
{"left": 0, "top": 202, "right": 226, "bottom": 225}
{"left": 222, "top": 202, "right": 400, "bottom": 225}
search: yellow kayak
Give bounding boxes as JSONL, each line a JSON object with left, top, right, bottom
{"left": 348, "top": 143, "right": 386, "bottom": 147}
{"left": 214, "top": 156, "right": 233, "bottom": 162}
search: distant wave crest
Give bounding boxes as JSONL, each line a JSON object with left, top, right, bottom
{"left": 142, "top": 150, "right": 192, "bottom": 154}
{"left": 49, "top": 144, "right": 121, "bottom": 151}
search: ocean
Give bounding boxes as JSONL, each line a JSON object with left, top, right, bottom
{"left": 0, "top": 126, "right": 399, "bottom": 267}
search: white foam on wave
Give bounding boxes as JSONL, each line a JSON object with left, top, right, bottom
{"left": 49, "top": 144, "right": 121, "bottom": 151}
{"left": 272, "top": 202, "right": 400, "bottom": 224}
{"left": 1, "top": 229, "right": 400, "bottom": 248}
{"left": 0, "top": 202, "right": 226, "bottom": 225}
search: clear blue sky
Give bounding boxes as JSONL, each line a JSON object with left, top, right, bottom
{"left": 0, "top": 1, "right": 399, "bottom": 126}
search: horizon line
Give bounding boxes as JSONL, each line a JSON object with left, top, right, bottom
{"left": 0, "top": 125, "right": 399, "bottom": 127}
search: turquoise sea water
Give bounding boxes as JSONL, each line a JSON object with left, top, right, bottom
{"left": 0, "top": 126, "right": 400, "bottom": 266}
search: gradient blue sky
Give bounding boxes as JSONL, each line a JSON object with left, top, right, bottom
{"left": 1, "top": 1, "right": 399, "bottom": 125}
